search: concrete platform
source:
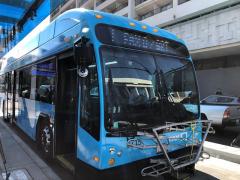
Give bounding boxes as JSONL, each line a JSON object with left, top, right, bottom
{"left": 196, "top": 156, "right": 240, "bottom": 180}
{"left": 0, "top": 120, "right": 61, "bottom": 180}
{"left": 204, "top": 141, "right": 240, "bottom": 164}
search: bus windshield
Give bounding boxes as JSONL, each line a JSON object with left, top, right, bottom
{"left": 101, "top": 46, "right": 199, "bottom": 132}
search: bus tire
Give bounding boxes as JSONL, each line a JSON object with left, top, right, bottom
{"left": 37, "top": 119, "right": 53, "bottom": 158}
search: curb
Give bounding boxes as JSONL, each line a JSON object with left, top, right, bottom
{"left": 204, "top": 141, "right": 240, "bottom": 164}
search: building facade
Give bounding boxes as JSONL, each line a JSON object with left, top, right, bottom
{"left": 51, "top": 0, "right": 240, "bottom": 98}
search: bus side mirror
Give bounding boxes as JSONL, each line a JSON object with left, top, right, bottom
{"left": 74, "top": 37, "right": 94, "bottom": 77}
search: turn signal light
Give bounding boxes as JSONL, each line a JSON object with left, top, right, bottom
{"left": 95, "top": 14, "right": 103, "bottom": 19}
{"left": 129, "top": 22, "right": 136, "bottom": 27}
{"left": 93, "top": 156, "right": 100, "bottom": 162}
{"left": 108, "top": 158, "right": 115, "bottom": 166}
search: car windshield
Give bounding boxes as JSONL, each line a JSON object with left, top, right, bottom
{"left": 101, "top": 46, "right": 199, "bottom": 132}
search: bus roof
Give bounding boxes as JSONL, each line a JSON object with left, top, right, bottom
{"left": 0, "top": 8, "right": 187, "bottom": 74}
{"left": 67, "top": 8, "right": 185, "bottom": 44}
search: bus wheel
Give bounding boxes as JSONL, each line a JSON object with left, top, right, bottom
{"left": 37, "top": 121, "right": 53, "bottom": 158}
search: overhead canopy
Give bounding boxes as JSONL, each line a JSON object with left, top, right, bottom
{"left": 0, "top": 0, "right": 35, "bottom": 28}
{"left": 0, "top": 0, "right": 38, "bottom": 57}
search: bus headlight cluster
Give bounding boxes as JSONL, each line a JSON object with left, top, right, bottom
{"left": 109, "top": 147, "right": 122, "bottom": 157}
{"left": 109, "top": 147, "right": 115, "bottom": 154}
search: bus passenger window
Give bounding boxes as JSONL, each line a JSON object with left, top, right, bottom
{"left": 19, "top": 68, "right": 31, "bottom": 99}
{"left": 80, "top": 62, "right": 100, "bottom": 141}
{"left": 0, "top": 75, "right": 5, "bottom": 93}
{"left": 33, "top": 60, "right": 56, "bottom": 104}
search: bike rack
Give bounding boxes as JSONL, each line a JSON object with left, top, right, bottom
{"left": 138, "top": 120, "right": 213, "bottom": 177}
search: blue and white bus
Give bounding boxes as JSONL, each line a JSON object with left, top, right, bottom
{"left": 0, "top": 9, "right": 212, "bottom": 180}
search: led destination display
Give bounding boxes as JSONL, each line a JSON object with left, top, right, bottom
{"left": 96, "top": 24, "right": 189, "bottom": 58}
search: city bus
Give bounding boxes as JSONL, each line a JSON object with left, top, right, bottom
{"left": 0, "top": 8, "right": 212, "bottom": 180}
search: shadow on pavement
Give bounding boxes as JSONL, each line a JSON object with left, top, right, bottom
{"left": 192, "top": 170, "right": 219, "bottom": 180}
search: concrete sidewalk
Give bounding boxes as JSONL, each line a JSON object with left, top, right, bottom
{"left": 196, "top": 156, "right": 240, "bottom": 180}
{"left": 204, "top": 141, "right": 240, "bottom": 164}
{"left": 0, "top": 120, "right": 61, "bottom": 180}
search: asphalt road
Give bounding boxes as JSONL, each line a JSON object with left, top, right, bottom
{"left": 207, "top": 126, "right": 240, "bottom": 146}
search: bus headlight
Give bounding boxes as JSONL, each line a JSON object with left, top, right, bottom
{"left": 109, "top": 147, "right": 116, "bottom": 154}
{"left": 82, "top": 27, "right": 90, "bottom": 33}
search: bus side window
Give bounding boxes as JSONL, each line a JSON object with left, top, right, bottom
{"left": 34, "top": 60, "right": 56, "bottom": 104}
{"left": 80, "top": 62, "right": 100, "bottom": 141}
{"left": 19, "top": 68, "right": 31, "bottom": 99}
{"left": 0, "top": 75, "right": 5, "bottom": 93}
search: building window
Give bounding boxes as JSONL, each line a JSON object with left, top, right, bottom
{"left": 138, "top": 2, "right": 173, "bottom": 20}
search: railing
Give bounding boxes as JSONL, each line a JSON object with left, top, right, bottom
{"left": 138, "top": 3, "right": 173, "bottom": 20}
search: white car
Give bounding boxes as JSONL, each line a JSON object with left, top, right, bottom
{"left": 200, "top": 95, "right": 240, "bottom": 127}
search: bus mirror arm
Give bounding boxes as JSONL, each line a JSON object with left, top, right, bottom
{"left": 74, "top": 36, "right": 91, "bottom": 67}
{"left": 74, "top": 36, "right": 93, "bottom": 78}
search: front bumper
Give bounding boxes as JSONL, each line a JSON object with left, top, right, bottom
{"left": 75, "top": 147, "right": 198, "bottom": 180}
{"left": 222, "top": 118, "right": 240, "bottom": 127}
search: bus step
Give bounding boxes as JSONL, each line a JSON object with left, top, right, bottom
{"left": 56, "top": 154, "right": 75, "bottom": 173}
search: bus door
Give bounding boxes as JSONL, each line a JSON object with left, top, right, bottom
{"left": 55, "top": 54, "right": 77, "bottom": 161}
{"left": 14, "top": 71, "right": 19, "bottom": 123}
{"left": 6, "top": 71, "right": 14, "bottom": 122}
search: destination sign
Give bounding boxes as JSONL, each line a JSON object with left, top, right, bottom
{"left": 96, "top": 24, "right": 189, "bottom": 58}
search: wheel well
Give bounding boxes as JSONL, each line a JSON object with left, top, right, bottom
{"left": 201, "top": 113, "right": 208, "bottom": 120}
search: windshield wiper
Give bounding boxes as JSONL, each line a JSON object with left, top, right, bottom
{"left": 107, "top": 127, "right": 138, "bottom": 137}
{"left": 106, "top": 120, "right": 141, "bottom": 137}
